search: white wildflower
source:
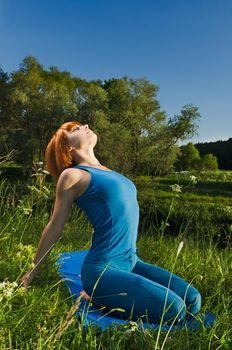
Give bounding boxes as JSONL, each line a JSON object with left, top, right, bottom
{"left": 190, "top": 175, "right": 197, "bottom": 184}
{"left": 23, "top": 208, "right": 33, "bottom": 215}
{"left": 3, "top": 289, "right": 13, "bottom": 298}
{"left": 170, "top": 184, "right": 182, "bottom": 193}
{"left": 0, "top": 280, "right": 19, "bottom": 301}
{"left": 224, "top": 206, "right": 232, "bottom": 215}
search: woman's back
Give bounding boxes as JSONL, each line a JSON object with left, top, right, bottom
{"left": 72, "top": 165, "right": 140, "bottom": 270}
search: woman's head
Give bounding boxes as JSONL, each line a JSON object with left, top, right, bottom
{"left": 44, "top": 121, "right": 96, "bottom": 180}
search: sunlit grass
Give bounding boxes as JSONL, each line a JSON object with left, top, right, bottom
{"left": 0, "top": 171, "right": 231, "bottom": 349}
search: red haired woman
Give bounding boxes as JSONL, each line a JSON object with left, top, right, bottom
{"left": 20, "top": 121, "right": 201, "bottom": 324}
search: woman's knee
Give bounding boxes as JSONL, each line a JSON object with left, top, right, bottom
{"left": 186, "top": 288, "right": 201, "bottom": 314}
{"left": 147, "top": 292, "right": 187, "bottom": 324}
{"left": 165, "top": 297, "right": 186, "bottom": 323}
{"left": 165, "top": 287, "right": 201, "bottom": 323}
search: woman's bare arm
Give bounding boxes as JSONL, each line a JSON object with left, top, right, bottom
{"left": 20, "top": 169, "right": 81, "bottom": 288}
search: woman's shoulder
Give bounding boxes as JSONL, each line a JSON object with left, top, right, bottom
{"left": 57, "top": 167, "right": 86, "bottom": 191}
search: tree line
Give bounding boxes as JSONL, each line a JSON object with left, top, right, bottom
{"left": 195, "top": 139, "right": 232, "bottom": 170}
{"left": 175, "top": 143, "right": 219, "bottom": 171}
{"left": 0, "top": 55, "right": 224, "bottom": 178}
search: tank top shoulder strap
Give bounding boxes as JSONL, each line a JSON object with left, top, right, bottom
{"left": 72, "top": 165, "right": 94, "bottom": 175}
{"left": 72, "top": 165, "right": 114, "bottom": 173}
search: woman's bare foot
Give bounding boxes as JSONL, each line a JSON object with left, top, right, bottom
{"left": 79, "top": 291, "right": 118, "bottom": 313}
{"left": 79, "top": 290, "right": 91, "bottom": 301}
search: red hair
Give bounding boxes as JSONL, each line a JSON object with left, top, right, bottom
{"left": 44, "top": 121, "right": 82, "bottom": 181}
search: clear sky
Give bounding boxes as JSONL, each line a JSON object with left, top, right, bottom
{"left": 0, "top": 0, "right": 231, "bottom": 144}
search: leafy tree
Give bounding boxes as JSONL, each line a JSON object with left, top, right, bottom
{"left": 201, "top": 153, "right": 218, "bottom": 171}
{"left": 103, "top": 77, "right": 168, "bottom": 176}
{"left": 175, "top": 142, "right": 201, "bottom": 170}
{"left": 147, "top": 106, "right": 201, "bottom": 175}
{"left": 0, "top": 56, "right": 201, "bottom": 177}
{"left": 1, "top": 56, "right": 78, "bottom": 165}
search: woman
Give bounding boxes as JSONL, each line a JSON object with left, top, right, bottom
{"left": 20, "top": 121, "right": 201, "bottom": 324}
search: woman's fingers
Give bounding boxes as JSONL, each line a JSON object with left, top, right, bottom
{"left": 19, "top": 277, "right": 28, "bottom": 289}
{"left": 19, "top": 271, "right": 33, "bottom": 290}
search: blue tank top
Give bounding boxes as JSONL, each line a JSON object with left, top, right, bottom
{"left": 72, "top": 165, "right": 139, "bottom": 270}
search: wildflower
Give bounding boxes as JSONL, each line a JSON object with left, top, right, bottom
{"left": 170, "top": 184, "right": 182, "bottom": 193}
{"left": 24, "top": 208, "right": 33, "bottom": 215}
{"left": 0, "top": 280, "right": 19, "bottom": 301}
{"left": 124, "top": 321, "right": 138, "bottom": 333}
{"left": 29, "top": 262, "right": 35, "bottom": 269}
{"left": 189, "top": 175, "right": 197, "bottom": 184}
{"left": 27, "top": 185, "right": 40, "bottom": 193}
{"left": 17, "top": 243, "right": 34, "bottom": 255}
{"left": 223, "top": 206, "right": 232, "bottom": 215}
{"left": 17, "top": 200, "right": 33, "bottom": 216}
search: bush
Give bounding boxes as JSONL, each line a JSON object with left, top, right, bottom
{"left": 0, "top": 162, "right": 29, "bottom": 180}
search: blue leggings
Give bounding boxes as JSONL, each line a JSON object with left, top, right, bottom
{"left": 81, "top": 256, "right": 201, "bottom": 324}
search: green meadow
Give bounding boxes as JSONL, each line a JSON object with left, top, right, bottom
{"left": 0, "top": 170, "right": 231, "bottom": 349}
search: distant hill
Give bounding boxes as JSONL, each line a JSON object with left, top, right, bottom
{"left": 195, "top": 138, "right": 232, "bottom": 170}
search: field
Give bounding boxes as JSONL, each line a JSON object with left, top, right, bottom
{"left": 0, "top": 170, "right": 231, "bottom": 349}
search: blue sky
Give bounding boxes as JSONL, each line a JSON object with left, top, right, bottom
{"left": 0, "top": 0, "right": 231, "bottom": 144}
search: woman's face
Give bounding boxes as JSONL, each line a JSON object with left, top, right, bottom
{"left": 66, "top": 124, "right": 97, "bottom": 149}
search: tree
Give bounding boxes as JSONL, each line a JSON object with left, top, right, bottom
{"left": 175, "top": 142, "right": 201, "bottom": 170}
{"left": 102, "top": 77, "right": 166, "bottom": 176}
{"left": 0, "top": 56, "right": 202, "bottom": 177}
{"left": 1, "top": 56, "right": 78, "bottom": 165}
{"left": 195, "top": 138, "right": 232, "bottom": 170}
{"left": 201, "top": 154, "right": 218, "bottom": 171}
{"left": 147, "top": 105, "right": 201, "bottom": 175}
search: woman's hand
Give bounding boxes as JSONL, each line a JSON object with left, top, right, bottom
{"left": 19, "top": 269, "right": 34, "bottom": 290}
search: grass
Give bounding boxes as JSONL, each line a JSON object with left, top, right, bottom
{"left": 135, "top": 170, "right": 232, "bottom": 205}
{"left": 0, "top": 170, "right": 232, "bottom": 349}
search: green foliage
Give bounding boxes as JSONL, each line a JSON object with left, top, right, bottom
{"left": 195, "top": 138, "right": 232, "bottom": 170}
{"left": 0, "top": 56, "right": 202, "bottom": 177}
{"left": 135, "top": 171, "right": 232, "bottom": 247}
{"left": 196, "top": 170, "right": 232, "bottom": 182}
{"left": 175, "top": 143, "right": 219, "bottom": 171}
{"left": 0, "top": 162, "right": 25, "bottom": 179}
{"left": 201, "top": 153, "right": 218, "bottom": 171}
{"left": 175, "top": 143, "right": 201, "bottom": 170}
{"left": 1, "top": 56, "right": 78, "bottom": 165}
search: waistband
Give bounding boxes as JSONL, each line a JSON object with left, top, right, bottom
{"left": 82, "top": 250, "right": 139, "bottom": 272}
